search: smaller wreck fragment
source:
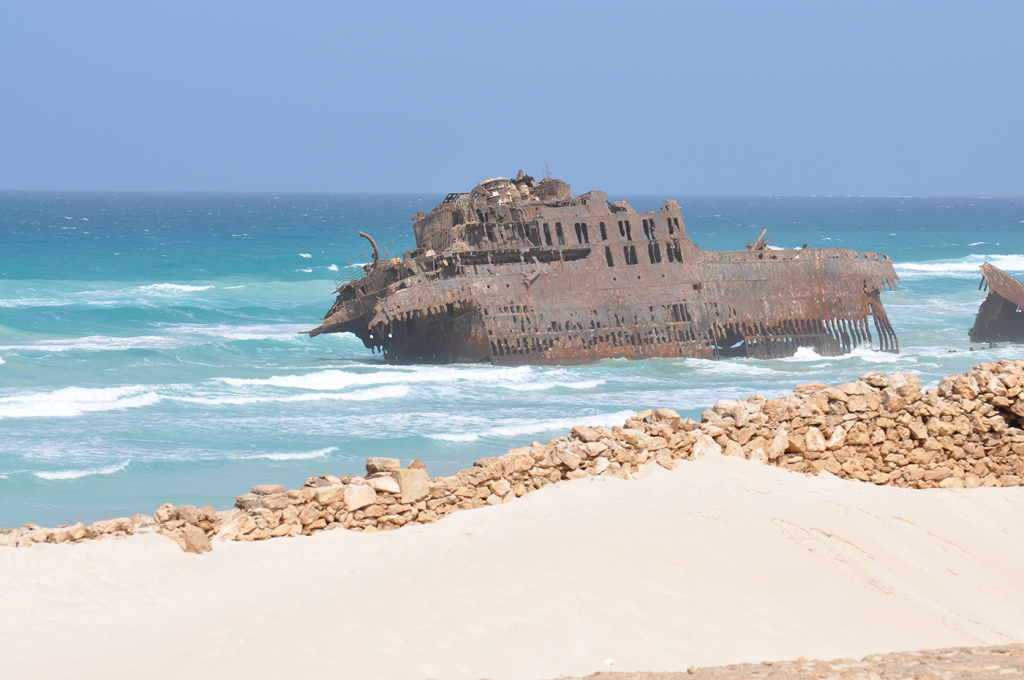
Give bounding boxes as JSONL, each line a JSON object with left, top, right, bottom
{"left": 969, "top": 262, "right": 1024, "bottom": 343}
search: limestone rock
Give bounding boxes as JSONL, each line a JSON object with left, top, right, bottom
{"left": 692, "top": 433, "right": 722, "bottom": 458}
{"left": 723, "top": 440, "right": 744, "bottom": 457}
{"left": 366, "top": 457, "right": 401, "bottom": 475}
{"left": 344, "top": 485, "right": 377, "bottom": 511}
{"left": 176, "top": 505, "right": 215, "bottom": 525}
{"left": 825, "top": 426, "right": 846, "bottom": 451}
{"left": 804, "top": 427, "right": 826, "bottom": 453}
{"left": 311, "top": 485, "right": 344, "bottom": 506}
{"left": 165, "top": 524, "right": 212, "bottom": 554}
{"left": 555, "top": 449, "right": 581, "bottom": 470}
{"left": 394, "top": 467, "right": 431, "bottom": 503}
{"left": 91, "top": 517, "right": 133, "bottom": 535}
{"left": 154, "top": 503, "right": 178, "bottom": 524}
{"left": 767, "top": 429, "right": 789, "bottom": 460}
{"left": 251, "top": 484, "right": 286, "bottom": 496}
{"left": 571, "top": 426, "right": 601, "bottom": 442}
{"left": 655, "top": 456, "right": 677, "bottom": 470}
{"left": 368, "top": 476, "right": 401, "bottom": 494}
{"left": 908, "top": 421, "right": 929, "bottom": 440}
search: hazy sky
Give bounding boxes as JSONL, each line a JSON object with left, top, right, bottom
{"left": 1, "top": 1, "right": 1021, "bottom": 195}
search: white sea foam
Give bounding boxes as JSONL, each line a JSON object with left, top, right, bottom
{"left": 297, "top": 268, "right": 313, "bottom": 273}
{"left": 156, "top": 323, "right": 309, "bottom": 342}
{"left": 220, "top": 365, "right": 538, "bottom": 391}
{"left": 0, "top": 297, "right": 69, "bottom": 308}
{"left": 777, "top": 346, "right": 825, "bottom": 362}
{"left": 426, "top": 410, "right": 636, "bottom": 443}
{"left": 680, "top": 357, "right": 775, "bottom": 376}
{"left": 0, "top": 385, "right": 161, "bottom": 419}
{"left": 846, "top": 344, "right": 903, "bottom": 363}
{"left": 172, "top": 384, "right": 409, "bottom": 407}
{"left": 504, "top": 379, "right": 605, "bottom": 391}
{"left": 0, "top": 356, "right": 4, "bottom": 365}
{"left": 236, "top": 447, "right": 337, "bottom": 461}
{"left": 967, "top": 242, "right": 987, "bottom": 246}
{"left": 223, "top": 285, "right": 245, "bottom": 289}
{"left": 0, "top": 335, "right": 176, "bottom": 353}
{"left": 327, "top": 264, "right": 339, "bottom": 271}
{"left": 34, "top": 460, "right": 130, "bottom": 481}
{"left": 895, "top": 254, "right": 1024, "bottom": 278}
{"left": 133, "top": 283, "right": 215, "bottom": 294}
{"left": 299, "top": 253, "right": 312, "bottom": 258}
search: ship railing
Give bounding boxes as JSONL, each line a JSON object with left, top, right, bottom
{"left": 706, "top": 247, "right": 890, "bottom": 263}
{"left": 333, "top": 237, "right": 406, "bottom": 286}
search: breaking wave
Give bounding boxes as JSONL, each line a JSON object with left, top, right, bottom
{"left": 171, "top": 384, "right": 409, "bottom": 406}
{"left": 0, "top": 386, "right": 161, "bottom": 419}
{"left": 895, "top": 254, "right": 1024, "bottom": 279}
{"left": 235, "top": 447, "right": 338, "bottom": 461}
{"left": 132, "top": 283, "right": 214, "bottom": 294}
{"left": 34, "top": 460, "right": 130, "bottom": 481}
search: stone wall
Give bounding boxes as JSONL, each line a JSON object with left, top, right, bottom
{"left": 4, "top": 360, "right": 1024, "bottom": 552}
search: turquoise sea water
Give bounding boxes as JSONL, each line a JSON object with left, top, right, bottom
{"left": 2, "top": 192, "right": 1023, "bottom": 527}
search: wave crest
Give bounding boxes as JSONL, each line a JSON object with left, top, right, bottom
{"left": 34, "top": 460, "right": 130, "bottom": 481}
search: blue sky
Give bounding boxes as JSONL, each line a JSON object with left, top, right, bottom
{"left": 1, "top": 1, "right": 1021, "bottom": 195}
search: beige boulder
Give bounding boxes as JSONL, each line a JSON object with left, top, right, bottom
{"left": 804, "top": 427, "right": 826, "bottom": 453}
{"left": 366, "top": 457, "right": 401, "bottom": 475}
{"left": 153, "top": 503, "right": 178, "bottom": 523}
{"left": 91, "top": 517, "right": 133, "bottom": 535}
{"left": 166, "top": 524, "right": 212, "bottom": 554}
{"left": 313, "top": 485, "right": 346, "bottom": 506}
{"left": 571, "top": 426, "right": 601, "bottom": 442}
{"left": 394, "top": 467, "right": 431, "bottom": 503}
{"left": 825, "top": 426, "right": 846, "bottom": 451}
{"left": 368, "top": 475, "right": 401, "bottom": 494}
{"left": 723, "top": 440, "right": 744, "bottom": 457}
{"left": 692, "top": 433, "right": 722, "bottom": 458}
{"left": 344, "top": 485, "right": 377, "bottom": 512}
{"left": 251, "top": 484, "right": 286, "bottom": 496}
{"left": 176, "top": 505, "right": 215, "bottom": 525}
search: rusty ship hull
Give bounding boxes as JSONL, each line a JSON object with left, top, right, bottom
{"left": 969, "top": 262, "right": 1024, "bottom": 343}
{"left": 308, "top": 173, "right": 899, "bottom": 365}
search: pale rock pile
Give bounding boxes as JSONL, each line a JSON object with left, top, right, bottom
{"left": 4, "top": 360, "right": 1024, "bottom": 553}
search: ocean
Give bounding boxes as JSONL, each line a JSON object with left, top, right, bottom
{"left": 1, "top": 191, "right": 1023, "bottom": 528}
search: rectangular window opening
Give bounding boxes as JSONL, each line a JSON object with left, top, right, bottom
{"left": 599, "top": 222, "right": 607, "bottom": 240}
{"left": 555, "top": 222, "right": 565, "bottom": 246}
{"left": 605, "top": 246, "right": 615, "bottom": 267}
{"left": 623, "top": 245, "right": 638, "bottom": 265}
{"left": 648, "top": 242, "right": 662, "bottom": 264}
{"left": 543, "top": 223, "right": 552, "bottom": 246}
{"left": 581, "top": 222, "right": 589, "bottom": 243}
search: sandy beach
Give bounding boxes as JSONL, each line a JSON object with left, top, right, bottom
{"left": 2, "top": 453, "right": 1023, "bottom": 680}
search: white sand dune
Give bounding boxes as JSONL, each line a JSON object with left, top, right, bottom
{"left": 2, "top": 454, "right": 1023, "bottom": 680}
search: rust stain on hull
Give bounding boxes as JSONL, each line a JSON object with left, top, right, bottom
{"left": 969, "top": 262, "right": 1024, "bottom": 343}
{"left": 308, "top": 172, "right": 900, "bottom": 364}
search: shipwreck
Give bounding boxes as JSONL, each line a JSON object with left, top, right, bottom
{"left": 307, "top": 172, "right": 900, "bottom": 364}
{"left": 969, "top": 262, "right": 1024, "bottom": 343}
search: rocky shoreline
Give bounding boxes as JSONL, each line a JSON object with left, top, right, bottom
{"left": 549, "top": 644, "right": 1024, "bottom": 680}
{"left": 4, "top": 359, "right": 1024, "bottom": 553}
